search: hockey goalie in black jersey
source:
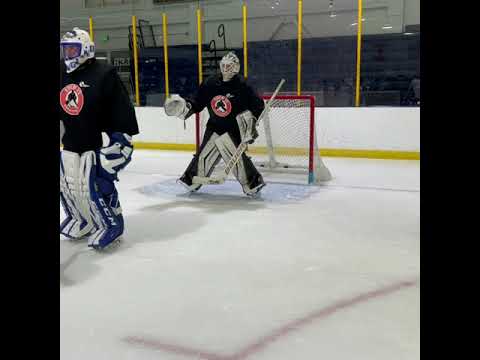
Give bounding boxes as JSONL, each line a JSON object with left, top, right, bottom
{"left": 59, "top": 28, "right": 139, "bottom": 249}
{"left": 164, "top": 52, "right": 266, "bottom": 196}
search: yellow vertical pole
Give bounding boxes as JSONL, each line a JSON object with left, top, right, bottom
{"left": 132, "top": 15, "right": 140, "bottom": 106}
{"left": 195, "top": 8, "right": 204, "bottom": 152}
{"left": 162, "top": 13, "right": 170, "bottom": 98}
{"left": 243, "top": 4, "right": 248, "bottom": 79}
{"left": 297, "top": 0, "right": 303, "bottom": 96}
{"left": 197, "top": 8, "right": 203, "bottom": 85}
{"left": 89, "top": 17, "right": 94, "bottom": 42}
{"left": 355, "top": 0, "right": 363, "bottom": 106}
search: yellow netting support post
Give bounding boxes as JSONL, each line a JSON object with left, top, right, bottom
{"left": 197, "top": 8, "right": 203, "bottom": 85}
{"left": 162, "top": 13, "right": 170, "bottom": 98}
{"left": 132, "top": 15, "right": 140, "bottom": 106}
{"left": 297, "top": 0, "right": 303, "bottom": 96}
{"left": 243, "top": 4, "right": 248, "bottom": 79}
{"left": 355, "top": 0, "right": 363, "bottom": 107}
{"left": 89, "top": 17, "right": 94, "bottom": 42}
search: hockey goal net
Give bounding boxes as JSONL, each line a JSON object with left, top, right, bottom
{"left": 196, "top": 95, "right": 331, "bottom": 184}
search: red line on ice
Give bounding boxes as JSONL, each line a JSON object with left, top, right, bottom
{"left": 123, "top": 278, "right": 418, "bottom": 360}
{"left": 123, "top": 336, "right": 226, "bottom": 360}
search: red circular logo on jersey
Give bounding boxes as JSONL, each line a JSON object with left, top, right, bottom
{"left": 60, "top": 84, "right": 84, "bottom": 116}
{"left": 211, "top": 95, "right": 232, "bottom": 117}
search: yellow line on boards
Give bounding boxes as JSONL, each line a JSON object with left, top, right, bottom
{"left": 133, "top": 142, "right": 196, "bottom": 152}
{"left": 132, "top": 142, "right": 420, "bottom": 160}
{"left": 320, "top": 149, "right": 420, "bottom": 160}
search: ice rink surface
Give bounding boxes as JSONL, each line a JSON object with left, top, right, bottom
{"left": 60, "top": 150, "right": 420, "bottom": 360}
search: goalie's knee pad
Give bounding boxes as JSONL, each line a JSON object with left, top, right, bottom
{"left": 60, "top": 151, "right": 96, "bottom": 239}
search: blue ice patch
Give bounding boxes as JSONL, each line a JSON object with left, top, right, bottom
{"left": 138, "top": 178, "right": 320, "bottom": 203}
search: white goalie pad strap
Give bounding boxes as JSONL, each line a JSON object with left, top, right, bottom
{"left": 214, "top": 133, "right": 249, "bottom": 185}
{"left": 236, "top": 110, "right": 256, "bottom": 144}
{"left": 164, "top": 94, "right": 192, "bottom": 120}
{"left": 198, "top": 132, "right": 222, "bottom": 178}
{"left": 60, "top": 151, "right": 96, "bottom": 239}
{"left": 79, "top": 152, "right": 97, "bottom": 230}
{"left": 60, "top": 120, "right": 65, "bottom": 144}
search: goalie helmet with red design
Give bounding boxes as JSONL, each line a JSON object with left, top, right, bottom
{"left": 60, "top": 27, "right": 95, "bottom": 73}
{"left": 219, "top": 52, "right": 240, "bottom": 81}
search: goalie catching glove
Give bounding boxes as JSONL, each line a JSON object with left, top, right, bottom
{"left": 164, "top": 95, "right": 193, "bottom": 120}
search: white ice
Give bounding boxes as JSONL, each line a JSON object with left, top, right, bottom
{"left": 60, "top": 150, "right": 420, "bottom": 360}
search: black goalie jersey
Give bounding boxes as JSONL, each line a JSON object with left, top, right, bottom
{"left": 60, "top": 59, "right": 139, "bottom": 154}
{"left": 186, "top": 75, "right": 265, "bottom": 139}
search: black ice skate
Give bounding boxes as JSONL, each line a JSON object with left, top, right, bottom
{"left": 177, "top": 173, "right": 202, "bottom": 193}
{"left": 242, "top": 174, "right": 266, "bottom": 197}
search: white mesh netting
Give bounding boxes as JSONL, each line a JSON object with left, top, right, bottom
{"left": 197, "top": 95, "right": 331, "bottom": 184}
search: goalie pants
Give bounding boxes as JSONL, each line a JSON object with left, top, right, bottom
{"left": 180, "top": 128, "right": 263, "bottom": 190}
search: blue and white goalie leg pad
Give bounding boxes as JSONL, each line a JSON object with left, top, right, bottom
{"left": 80, "top": 151, "right": 124, "bottom": 250}
{"left": 60, "top": 151, "right": 96, "bottom": 239}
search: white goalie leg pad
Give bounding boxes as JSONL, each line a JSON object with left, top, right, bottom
{"left": 198, "top": 132, "right": 223, "bottom": 178}
{"left": 60, "top": 151, "right": 96, "bottom": 239}
{"left": 214, "top": 133, "right": 249, "bottom": 185}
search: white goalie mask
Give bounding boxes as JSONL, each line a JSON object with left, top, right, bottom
{"left": 60, "top": 27, "right": 95, "bottom": 73}
{"left": 220, "top": 52, "right": 240, "bottom": 81}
